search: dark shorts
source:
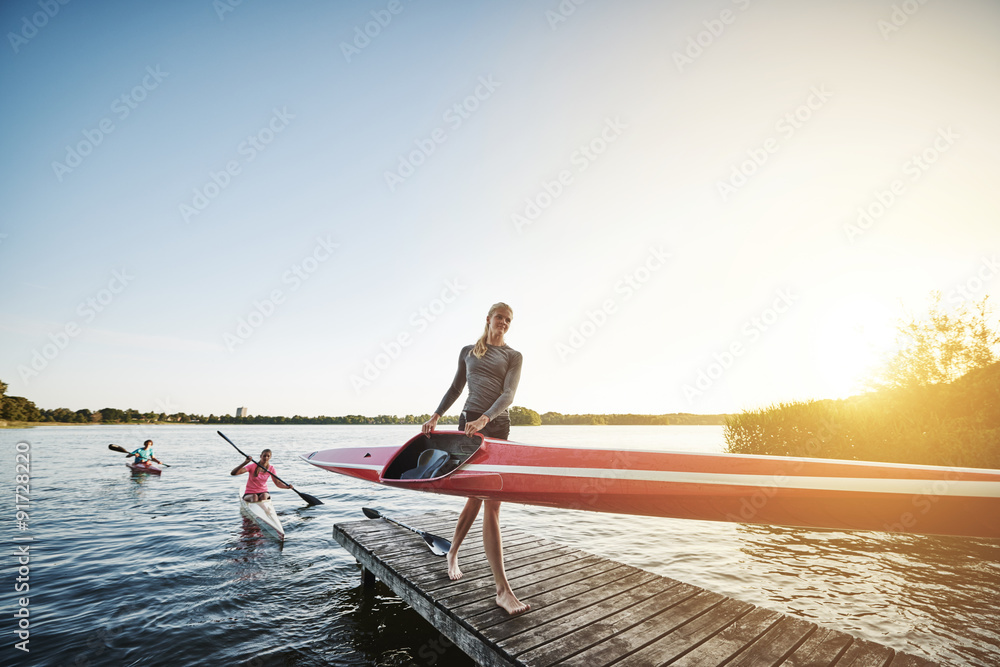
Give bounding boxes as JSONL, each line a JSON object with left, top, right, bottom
{"left": 459, "top": 411, "right": 510, "bottom": 440}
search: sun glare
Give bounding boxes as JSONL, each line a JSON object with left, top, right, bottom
{"left": 810, "top": 297, "right": 898, "bottom": 398}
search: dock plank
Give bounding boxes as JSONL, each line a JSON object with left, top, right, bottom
{"left": 781, "top": 626, "right": 853, "bottom": 667}
{"left": 425, "top": 544, "right": 576, "bottom": 594}
{"left": 887, "top": 652, "right": 938, "bottom": 667}
{"left": 382, "top": 537, "right": 552, "bottom": 587}
{"left": 332, "top": 512, "right": 939, "bottom": 667}
{"left": 515, "top": 582, "right": 703, "bottom": 666}
{"left": 834, "top": 638, "right": 894, "bottom": 667}
{"left": 462, "top": 558, "right": 626, "bottom": 622}
{"left": 728, "top": 616, "right": 816, "bottom": 666}
{"left": 488, "top": 569, "right": 661, "bottom": 643}
{"left": 550, "top": 590, "right": 727, "bottom": 666}
{"left": 673, "top": 607, "right": 784, "bottom": 666}
{"left": 439, "top": 552, "right": 591, "bottom": 608}
{"left": 614, "top": 597, "right": 754, "bottom": 666}
{"left": 500, "top": 576, "right": 679, "bottom": 661}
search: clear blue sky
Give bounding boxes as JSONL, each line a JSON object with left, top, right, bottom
{"left": 2, "top": 0, "right": 998, "bottom": 418}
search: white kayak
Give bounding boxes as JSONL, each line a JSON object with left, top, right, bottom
{"left": 238, "top": 491, "right": 285, "bottom": 541}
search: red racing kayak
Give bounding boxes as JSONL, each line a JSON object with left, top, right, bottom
{"left": 302, "top": 431, "right": 1000, "bottom": 539}
{"left": 127, "top": 461, "right": 162, "bottom": 475}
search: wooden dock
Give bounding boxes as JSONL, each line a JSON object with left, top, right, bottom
{"left": 333, "top": 510, "right": 937, "bottom": 667}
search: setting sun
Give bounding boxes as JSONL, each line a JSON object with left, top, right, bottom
{"left": 809, "top": 295, "right": 899, "bottom": 398}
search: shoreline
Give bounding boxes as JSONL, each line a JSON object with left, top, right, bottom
{"left": 2, "top": 421, "right": 727, "bottom": 429}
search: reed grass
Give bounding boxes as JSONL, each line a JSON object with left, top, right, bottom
{"left": 724, "top": 362, "right": 1000, "bottom": 469}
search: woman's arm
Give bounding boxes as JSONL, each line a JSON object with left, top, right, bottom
{"left": 230, "top": 456, "right": 251, "bottom": 476}
{"left": 272, "top": 469, "right": 292, "bottom": 489}
{"left": 432, "top": 346, "right": 472, "bottom": 419}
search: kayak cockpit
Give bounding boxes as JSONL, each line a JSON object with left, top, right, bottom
{"left": 382, "top": 432, "right": 483, "bottom": 481}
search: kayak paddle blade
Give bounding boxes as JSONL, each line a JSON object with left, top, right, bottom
{"left": 296, "top": 489, "right": 324, "bottom": 506}
{"left": 362, "top": 507, "right": 381, "bottom": 520}
{"left": 109, "top": 444, "right": 129, "bottom": 453}
{"left": 425, "top": 533, "right": 451, "bottom": 556}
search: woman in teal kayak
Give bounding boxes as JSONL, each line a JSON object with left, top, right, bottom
{"left": 231, "top": 449, "right": 293, "bottom": 501}
{"left": 128, "top": 440, "right": 164, "bottom": 467}
{"left": 421, "top": 302, "right": 528, "bottom": 615}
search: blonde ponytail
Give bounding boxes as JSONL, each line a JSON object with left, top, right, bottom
{"left": 472, "top": 302, "right": 513, "bottom": 358}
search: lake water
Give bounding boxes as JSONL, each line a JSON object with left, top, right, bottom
{"left": 3, "top": 424, "right": 998, "bottom": 666}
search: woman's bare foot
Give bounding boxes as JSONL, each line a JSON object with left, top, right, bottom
{"left": 447, "top": 552, "right": 463, "bottom": 580}
{"left": 496, "top": 590, "right": 529, "bottom": 615}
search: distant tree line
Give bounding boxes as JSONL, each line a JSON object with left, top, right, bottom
{"left": 0, "top": 379, "right": 44, "bottom": 423}
{"left": 509, "top": 406, "right": 728, "bottom": 426}
{"left": 537, "top": 411, "right": 728, "bottom": 426}
{"left": 0, "top": 403, "right": 463, "bottom": 427}
{"left": 0, "top": 387, "right": 724, "bottom": 427}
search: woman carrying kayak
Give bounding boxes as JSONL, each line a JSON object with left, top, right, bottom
{"left": 128, "top": 440, "right": 164, "bottom": 467}
{"left": 231, "top": 449, "right": 293, "bottom": 501}
{"left": 421, "top": 301, "right": 528, "bottom": 615}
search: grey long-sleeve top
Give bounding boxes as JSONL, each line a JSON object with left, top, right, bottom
{"left": 434, "top": 344, "right": 522, "bottom": 421}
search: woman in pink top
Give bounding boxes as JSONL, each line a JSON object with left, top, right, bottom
{"left": 230, "top": 449, "right": 292, "bottom": 501}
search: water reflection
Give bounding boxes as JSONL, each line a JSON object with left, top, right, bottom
{"left": 231, "top": 517, "right": 285, "bottom": 552}
{"left": 123, "top": 465, "right": 161, "bottom": 500}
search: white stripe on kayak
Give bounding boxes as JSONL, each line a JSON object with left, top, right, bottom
{"left": 477, "top": 440, "right": 1000, "bottom": 475}
{"left": 304, "top": 459, "right": 384, "bottom": 472}
{"left": 461, "top": 464, "right": 1000, "bottom": 498}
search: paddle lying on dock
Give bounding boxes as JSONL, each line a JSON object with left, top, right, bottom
{"left": 108, "top": 443, "right": 171, "bottom": 466}
{"left": 362, "top": 507, "right": 451, "bottom": 556}
{"left": 217, "top": 431, "right": 323, "bottom": 506}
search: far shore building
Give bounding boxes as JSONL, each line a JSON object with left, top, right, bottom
{"left": 236, "top": 407, "right": 248, "bottom": 418}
